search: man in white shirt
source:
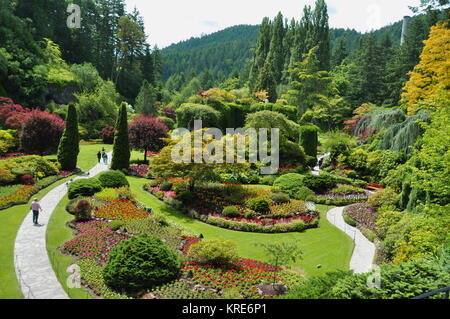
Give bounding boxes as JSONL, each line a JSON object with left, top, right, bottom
{"left": 30, "top": 198, "right": 43, "bottom": 225}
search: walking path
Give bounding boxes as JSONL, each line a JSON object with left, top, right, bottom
{"left": 14, "top": 154, "right": 112, "bottom": 299}
{"left": 326, "top": 206, "right": 375, "bottom": 274}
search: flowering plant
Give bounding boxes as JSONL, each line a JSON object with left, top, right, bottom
{"left": 94, "top": 199, "right": 149, "bottom": 221}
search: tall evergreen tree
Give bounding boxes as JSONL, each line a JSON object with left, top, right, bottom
{"left": 135, "top": 80, "right": 157, "bottom": 115}
{"left": 311, "top": 0, "right": 331, "bottom": 71}
{"left": 111, "top": 103, "right": 130, "bottom": 170}
{"left": 57, "top": 103, "right": 80, "bottom": 170}
{"left": 267, "top": 12, "right": 286, "bottom": 82}
{"left": 331, "top": 37, "right": 348, "bottom": 67}
{"left": 249, "top": 17, "right": 272, "bottom": 91}
{"left": 255, "top": 61, "right": 278, "bottom": 102}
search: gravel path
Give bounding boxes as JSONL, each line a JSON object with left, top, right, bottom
{"left": 326, "top": 206, "right": 375, "bottom": 274}
{"left": 14, "top": 154, "right": 111, "bottom": 299}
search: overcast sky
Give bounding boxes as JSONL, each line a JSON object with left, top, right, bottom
{"left": 124, "top": 0, "right": 420, "bottom": 48}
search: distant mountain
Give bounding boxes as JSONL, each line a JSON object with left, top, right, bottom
{"left": 161, "top": 19, "right": 405, "bottom": 84}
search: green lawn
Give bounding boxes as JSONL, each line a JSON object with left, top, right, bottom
{"left": 128, "top": 177, "right": 354, "bottom": 277}
{"left": 0, "top": 144, "right": 111, "bottom": 299}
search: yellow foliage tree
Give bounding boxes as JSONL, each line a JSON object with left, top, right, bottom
{"left": 401, "top": 22, "right": 450, "bottom": 115}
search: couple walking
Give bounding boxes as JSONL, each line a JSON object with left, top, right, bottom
{"left": 97, "top": 147, "right": 108, "bottom": 165}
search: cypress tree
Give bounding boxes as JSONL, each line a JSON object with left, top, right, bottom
{"left": 249, "top": 17, "right": 272, "bottom": 91}
{"left": 312, "top": 0, "right": 330, "bottom": 71}
{"left": 299, "top": 125, "right": 319, "bottom": 158}
{"left": 57, "top": 103, "right": 80, "bottom": 170}
{"left": 255, "top": 61, "right": 278, "bottom": 102}
{"left": 267, "top": 12, "right": 286, "bottom": 83}
{"left": 111, "top": 102, "right": 131, "bottom": 170}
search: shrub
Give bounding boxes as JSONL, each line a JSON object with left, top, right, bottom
{"left": 176, "top": 104, "right": 221, "bottom": 130}
{"left": 148, "top": 180, "right": 159, "bottom": 187}
{"left": 108, "top": 220, "right": 125, "bottom": 231}
{"left": 74, "top": 199, "right": 92, "bottom": 221}
{"left": 20, "top": 109, "right": 65, "bottom": 154}
{"left": 162, "top": 107, "right": 177, "bottom": 120}
{"left": 273, "top": 174, "right": 306, "bottom": 196}
{"left": 260, "top": 175, "right": 277, "bottom": 186}
{"left": 304, "top": 174, "right": 337, "bottom": 194}
{"left": 158, "top": 116, "right": 175, "bottom": 130}
{"left": 246, "top": 197, "right": 270, "bottom": 214}
{"left": 299, "top": 125, "right": 319, "bottom": 158}
{"left": 160, "top": 181, "right": 173, "bottom": 191}
{"left": 103, "top": 234, "right": 180, "bottom": 291}
{"left": 101, "top": 126, "right": 115, "bottom": 144}
{"left": 98, "top": 170, "right": 129, "bottom": 188}
{"left": 19, "top": 174, "right": 35, "bottom": 185}
{"left": 68, "top": 178, "right": 102, "bottom": 199}
{"left": 222, "top": 206, "right": 241, "bottom": 217}
{"left": 0, "top": 168, "right": 15, "bottom": 185}
{"left": 294, "top": 186, "right": 315, "bottom": 201}
{"left": 270, "top": 192, "right": 290, "bottom": 204}
{"left": 188, "top": 239, "right": 239, "bottom": 267}
{"left": 368, "top": 187, "right": 399, "bottom": 209}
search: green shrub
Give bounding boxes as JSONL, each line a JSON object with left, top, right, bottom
{"left": 160, "top": 181, "right": 173, "bottom": 191}
{"left": 57, "top": 103, "right": 80, "bottom": 170}
{"left": 260, "top": 175, "right": 277, "bottom": 186}
{"left": 188, "top": 239, "right": 239, "bottom": 267}
{"left": 343, "top": 213, "right": 357, "bottom": 227}
{"left": 148, "top": 180, "right": 159, "bottom": 187}
{"left": 111, "top": 103, "right": 131, "bottom": 171}
{"left": 176, "top": 104, "right": 221, "bottom": 130}
{"left": 68, "top": 178, "right": 102, "bottom": 199}
{"left": 368, "top": 187, "right": 399, "bottom": 209}
{"left": 158, "top": 116, "right": 175, "bottom": 130}
{"left": 273, "top": 173, "right": 306, "bottom": 196}
{"left": 304, "top": 174, "right": 337, "bottom": 194}
{"left": 103, "top": 234, "right": 180, "bottom": 291}
{"left": 108, "top": 220, "right": 125, "bottom": 231}
{"left": 294, "top": 186, "right": 315, "bottom": 201}
{"left": 299, "top": 125, "right": 319, "bottom": 158}
{"left": 222, "top": 206, "right": 241, "bottom": 217}
{"left": 98, "top": 170, "right": 129, "bottom": 188}
{"left": 270, "top": 192, "right": 290, "bottom": 204}
{"left": 246, "top": 197, "right": 270, "bottom": 214}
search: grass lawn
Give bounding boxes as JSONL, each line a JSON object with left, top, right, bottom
{"left": 128, "top": 177, "right": 354, "bottom": 278}
{"left": 0, "top": 144, "right": 111, "bottom": 299}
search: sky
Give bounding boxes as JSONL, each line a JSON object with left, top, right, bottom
{"left": 124, "top": 0, "right": 420, "bottom": 48}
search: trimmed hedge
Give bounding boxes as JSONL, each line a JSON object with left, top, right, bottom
{"left": 249, "top": 103, "right": 297, "bottom": 122}
{"left": 207, "top": 216, "right": 316, "bottom": 233}
{"left": 273, "top": 173, "right": 306, "bottom": 196}
{"left": 68, "top": 178, "right": 103, "bottom": 199}
{"left": 98, "top": 170, "right": 129, "bottom": 188}
{"left": 176, "top": 103, "right": 221, "bottom": 130}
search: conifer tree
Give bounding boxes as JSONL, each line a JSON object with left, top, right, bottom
{"left": 111, "top": 102, "right": 131, "bottom": 170}
{"left": 57, "top": 103, "right": 80, "bottom": 170}
{"left": 267, "top": 12, "right": 286, "bottom": 82}
{"left": 249, "top": 17, "right": 272, "bottom": 91}
{"left": 332, "top": 38, "right": 348, "bottom": 67}
{"left": 255, "top": 61, "right": 278, "bottom": 102}
{"left": 135, "top": 80, "right": 157, "bottom": 115}
{"left": 312, "top": 0, "right": 331, "bottom": 71}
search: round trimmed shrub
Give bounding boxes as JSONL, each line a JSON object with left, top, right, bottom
{"left": 68, "top": 178, "right": 102, "bottom": 199}
{"left": 273, "top": 173, "right": 306, "bottom": 196}
{"left": 222, "top": 206, "right": 241, "bottom": 217}
{"left": 160, "top": 181, "right": 173, "bottom": 191}
{"left": 260, "top": 175, "right": 277, "bottom": 186}
{"left": 270, "top": 192, "right": 290, "bottom": 204}
{"left": 246, "top": 197, "right": 270, "bottom": 214}
{"left": 98, "top": 170, "right": 129, "bottom": 188}
{"left": 294, "top": 186, "right": 315, "bottom": 201}
{"left": 103, "top": 234, "right": 180, "bottom": 291}
{"left": 188, "top": 239, "right": 239, "bottom": 267}
{"left": 304, "top": 174, "right": 337, "bottom": 194}
{"left": 176, "top": 103, "right": 221, "bottom": 130}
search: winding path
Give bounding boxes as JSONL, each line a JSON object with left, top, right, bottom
{"left": 326, "top": 207, "right": 375, "bottom": 274}
{"left": 14, "top": 154, "right": 111, "bottom": 299}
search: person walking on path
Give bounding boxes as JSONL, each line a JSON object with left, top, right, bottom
{"left": 30, "top": 198, "right": 43, "bottom": 226}
{"left": 102, "top": 151, "right": 108, "bottom": 165}
{"left": 97, "top": 151, "right": 101, "bottom": 163}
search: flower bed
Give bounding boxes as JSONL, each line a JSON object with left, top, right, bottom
{"left": 128, "top": 164, "right": 149, "bottom": 178}
{"left": 181, "top": 259, "right": 303, "bottom": 299}
{"left": 93, "top": 199, "right": 150, "bottom": 221}
{"left": 344, "top": 203, "right": 379, "bottom": 236}
{"left": 63, "top": 220, "right": 129, "bottom": 265}
{"left": 312, "top": 193, "right": 368, "bottom": 206}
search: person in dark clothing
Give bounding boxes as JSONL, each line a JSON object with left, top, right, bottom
{"left": 97, "top": 151, "right": 101, "bottom": 163}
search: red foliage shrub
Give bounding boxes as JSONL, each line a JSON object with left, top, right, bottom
{"left": 0, "top": 97, "right": 31, "bottom": 129}
{"left": 20, "top": 109, "right": 65, "bottom": 154}
{"left": 101, "top": 126, "right": 115, "bottom": 144}
{"left": 19, "top": 174, "right": 35, "bottom": 185}
{"left": 162, "top": 107, "right": 177, "bottom": 120}
{"left": 128, "top": 115, "right": 168, "bottom": 155}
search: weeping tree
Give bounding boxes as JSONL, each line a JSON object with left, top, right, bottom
{"left": 380, "top": 111, "right": 430, "bottom": 153}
